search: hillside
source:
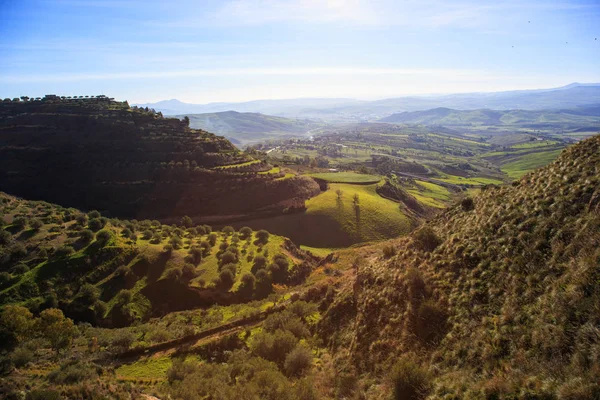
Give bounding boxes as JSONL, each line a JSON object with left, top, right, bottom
{"left": 318, "top": 134, "right": 600, "bottom": 398}
{"left": 0, "top": 193, "right": 321, "bottom": 326}
{"left": 380, "top": 105, "right": 600, "bottom": 127}
{"left": 0, "top": 96, "right": 319, "bottom": 221}
{"left": 176, "top": 111, "right": 316, "bottom": 146}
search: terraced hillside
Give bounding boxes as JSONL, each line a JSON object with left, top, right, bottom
{"left": 0, "top": 192, "right": 320, "bottom": 327}
{"left": 0, "top": 96, "right": 319, "bottom": 221}
{"left": 318, "top": 134, "right": 600, "bottom": 398}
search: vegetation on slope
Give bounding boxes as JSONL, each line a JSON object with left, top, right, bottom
{"left": 0, "top": 95, "right": 320, "bottom": 221}
{"left": 318, "top": 134, "right": 600, "bottom": 398}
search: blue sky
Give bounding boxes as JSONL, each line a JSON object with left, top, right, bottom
{"left": 0, "top": 0, "right": 599, "bottom": 103}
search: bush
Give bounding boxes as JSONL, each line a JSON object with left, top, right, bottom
{"left": 239, "top": 226, "right": 253, "bottom": 239}
{"left": 166, "top": 267, "right": 183, "bottom": 281}
{"left": 0, "top": 271, "right": 11, "bottom": 286}
{"left": 10, "top": 347, "right": 33, "bottom": 368}
{"left": 208, "top": 233, "right": 217, "bottom": 246}
{"left": 383, "top": 244, "right": 396, "bottom": 258}
{"left": 169, "top": 236, "right": 183, "bottom": 249}
{"left": 284, "top": 345, "right": 313, "bottom": 376}
{"left": 142, "top": 229, "right": 153, "bottom": 240}
{"left": 96, "top": 229, "right": 112, "bottom": 244}
{"left": 390, "top": 357, "right": 431, "bottom": 400}
{"left": 252, "top": 255, "right": 267, "bottom": 274}
{"left": 79, "top": 229, "right": 94, "bottom": 243}
{"left": 222, "top": 226, "right": 234, "bottom": 235}
{"left": 189, "top": 247, "right": 202, "bottom": 264}
{"left": 413, "top": 227, "right": 441, "bottom": 252}
{"left": 461, "top": 197, "right": 475, "bottom": 211}
{"left": 29, "top": 218, "right": 42, "bottom": 230}
{"left": 54, "top": 245, "right": 74, "bottom": 258}
{"left": 12, "top": 216, "right": 27, "bottom": 228}
{"left": 0, "top": 230, "right": 11, "bottom": 245}
{"left": 88, "top": 210, "right": 101, "bottom": 219}
{"left": 88, "top": 218, "right": 104, "bottom": 232}
{"left": 78, "top": 284, "right": 100, "bottom": 304}
{"left": 218, "top": 269, "right": 235, "bottom": 290}
{"left": 220, "top": 250, "right": 237, "bottom": 265}
{"left": 111, "top": 329, "right": 135, "bottom": 351}
{"left": 48, "top": 360, "right": 98, "bottom": 384}
{"left": 256, "top": 229, "right": 270, "bottom": 244}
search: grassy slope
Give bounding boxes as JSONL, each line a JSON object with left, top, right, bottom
{"left": 319, "top": 135, "right": 600, "bottom": 398}
{"left": 500, "top": 148, "right": 564, "bottom": 179}
{"left": 230, "top": 182, "right": 412, "bottom": 248}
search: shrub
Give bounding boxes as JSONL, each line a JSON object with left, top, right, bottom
{"left": 284, "top": 345, "right": 313, "bottom": 376}
{"left": 239, "top": 226, "right": 253, "bottom": 239}
{"left": 414, "top": 300, "right": 448, "bottom": 345}
{"left": 0, "top": 230, "right": 11, "bottom": 245}
{"left": 256, "top": 229, "right": 270, "bottom": 244}
{"left": 111, "top": 329, "right": 135, "bottom": 351}
{"left": 166, "top": 267, "right": 183, "bottom": 281}
{"left": 79, "top": 229, "right": 95, "bottom": 243}
{"left": 218, "top": 269, "right": 235, "bottom": 290}
{"left": 12, "top": 216, "right": 28, "bottom": 228}
{"left": 78, "top": 284, "right": 100, "bottom": 304}
{"left": 75, "top": 214, "right": 88, "bottom": 226}
{"left": 29, "top": 218, "right": 43, "bottom": 230}
{"left": 0, "top": 271, "right": 11, "bottom": 286}
{"left": 252, "top": 255, "right": 267, "bottom": 274}
{"left": 48, "top": 360, "right": 98, "bottom": 384}
{"left": 13, "top": 262, "right": 29, "bottom": 274}
{"left": 88, "top": 210, "right": 101, "bottom": 219}
{"left": 169, "top": 236, "right": 183, "bottom": 249}
{"left": 222, "top": 226, "right": 234, "bottom": 235}
{"left": 413, "top": 227, "right": 441, "bottom": 252}
{"left": 208, "top": 233, "right": 217, "bottom": 246}
{"left": 220, "top": 250, "right": 237, "bottom": 265}
{"left": 181, "top": 215, "right": 193, "bottom": 228}
{"left": 383, "top": 244, "right": 396, "bottom": 258}
{"left": 10, "top": 347, "right": 33, "bottom": 368}
{"left": 96, "top": 229, "right": 112, "bottom": 244}
{"left": 54, "top": 245, "right": 74, "bottom": 258}
{"left": 461, "top": 197, "right": 475, "bottom": 211}
{"left": 189, "top": 247, "right": 202, "bottom": 264}
{"left": 142, "top": 229, "right": 153, "bottom": 240}
{"left": 390, "top": 357, "right": 431, "bottom": 400}
{"left": 237, "top": 273, "right": 255, "bottom": 297}
{"left": 116, "top": 289, "right": 133, "bottom": 305}
{"left": 88, "top": 218, "right": 104, "bottom": 232}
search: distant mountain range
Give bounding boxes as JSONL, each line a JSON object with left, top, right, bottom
{"left": 177, "top": 111, "right": 317, "bottom": 145}
{"left": 380, "top": 104, "right": 600, "bottom": 127}
{"left": 135, "top": 83, "right": 600, "bottom": 122}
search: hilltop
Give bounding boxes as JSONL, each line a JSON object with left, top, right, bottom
{"left": 0, "top": 96, "right": 319, "bottom": 222}
{"left": 177, "top": 111, "right": 317, "bottom": 146}
{"left": 317, "top": 134, "right": 600, "bottom": 398}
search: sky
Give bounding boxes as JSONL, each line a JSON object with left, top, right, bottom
{"left": 0, "top": 0, "right": 599, "bottom": 103}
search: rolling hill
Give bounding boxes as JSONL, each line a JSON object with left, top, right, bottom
{"left": 135, "top": 83, "right": 600, "bottom": 121}
{"left": 0, "top": 96, "right": 319, "bottom": 221}
{"left": 379, "top": 105, "right": 600, "bottom": 127}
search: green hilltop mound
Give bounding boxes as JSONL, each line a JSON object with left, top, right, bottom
{"left": 318, "top": 134, "right": 600, "bottom": 398}
{"left": 0, "top": 96, "right": 320, "bottom": 221}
